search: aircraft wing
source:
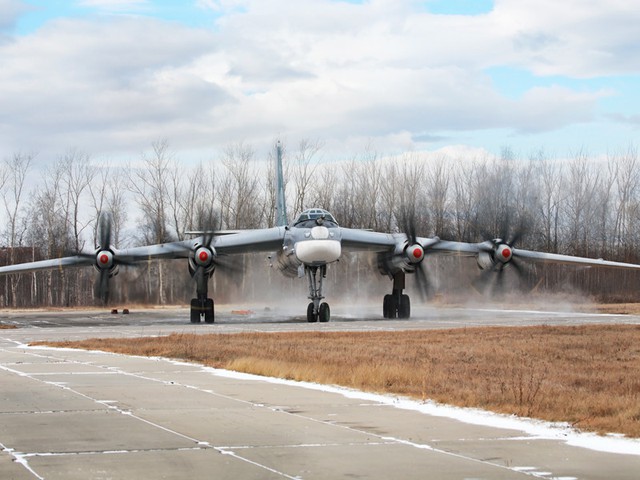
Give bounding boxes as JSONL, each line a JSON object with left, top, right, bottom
{"left": 212, "top": 227, "right": 286, "bottom": 255}
{"left": 425, "top": 238, "right": 640, "bottom": 270}
{"left": 422, "top": 239, "right": 481, "bottom": 256}
{"left": 0, "top": 228, "right": 287, "bottom": 277}
{"left": 511, "top": 248, "right": 640, "bottom": 270}
{"left": 340, "top": 229, "right": 468, "bottom": 254}
{"left": 339, "top": 228, "right": 398, "bottom": 251}
{"left": 0, "top": 255, "right": 95, "bottom": 274}
{"left": 112, "top": 228, "right": 286, "bottom": 261}
{"left": 339, "top": 229, "right": 640, "bottom": 271}
{"left": 0, "top": 244, "right": 195, "bottom": 277}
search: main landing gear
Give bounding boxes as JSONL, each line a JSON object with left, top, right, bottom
{"left": 191, "top": 296, "right": 214, "bottom": 323}
{"left": 306, "top": 265, "right": 330, "bottom": 322}
{"left": 383, "top": 272, "right": 411, "bottom": 319}
{"left": 190, "top": 267, "right": 214, "bottom": 323}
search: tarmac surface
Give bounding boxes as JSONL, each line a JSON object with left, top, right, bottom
{"left": 1, "top": 304, "right": 640, "bottom": 479}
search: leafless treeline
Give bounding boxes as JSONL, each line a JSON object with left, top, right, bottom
{"left": 1, "top": 140, "right": 640, "bottom": 308}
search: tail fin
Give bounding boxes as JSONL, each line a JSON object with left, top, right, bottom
{"left": 275, "top": 141, "right": 288, "bottom": 227}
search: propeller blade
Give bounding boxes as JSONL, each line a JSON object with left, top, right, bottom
{"left": 98, "top": 212, "right": 112, "bottom": 250}
{"left": 474, "top": 264, "right": 496, "bottom": 295}
{"left": 414, "top": 263, "right": 430, "bottom": 300}
{"left": 508, "top": 224, "right": 527, "bottom": 248}
{"left": 96, "top": 269, "right": 110, "bottom": 305}
{"left": 495, "top": 264, "right": 506, "bottom": 292}
{"left": 510, "top": 256, "right": 524, "bottom": 277}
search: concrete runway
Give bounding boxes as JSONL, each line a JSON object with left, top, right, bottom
{"left": 1, "top": 305, "right": 639, "bottom": 479}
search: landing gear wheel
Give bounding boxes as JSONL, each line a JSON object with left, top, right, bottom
{"left": 398, "top": 294, "right": 411, "bottom": 319}
{"left": 190, "top": 299, "right": 201, "bottom": 323}
{"left": 204, "top": 298, "right": 215, "bottom": 324}
{"left": 319, "top": 302, "right": 330, "bottom": 323}
{"left": 383, "top": 294, "right": 398, "bottom": 319}
{"left": 382, "top": 294, "right": 391, "bottom": 318}
{"left": 307, "top": 302, "right": 318, "bottom": 323}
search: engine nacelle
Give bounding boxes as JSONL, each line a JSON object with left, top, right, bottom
{"left": 276, "top": 248, "right": 302, "bottom": 278}
{"left": 378, "top": 242, "right": 425, "bottom": 276}
{"left": 476, "top": 250, "right": 494, "bottom": 270}
{"left": 476, "top": 243, "right": 513, "bottom": 270}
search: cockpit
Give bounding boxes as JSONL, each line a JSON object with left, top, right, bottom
{"left": 293, "top": 208, "right": 339, "bottom": 228}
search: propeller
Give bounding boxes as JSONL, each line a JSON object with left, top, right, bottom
{"left": 399, "top": 210, "right": 439, "bottom": 300}
{"left": 476, "top": 219, "right": 529, "bottom": 295}
{"left": 83, "top": 212, "right": 118, "bottom": 305}
{"left": 189, "top": 228, "right": 217, "bottom": 282}
{"left": 185, "top": 216, "right": 241, "bottom": 285}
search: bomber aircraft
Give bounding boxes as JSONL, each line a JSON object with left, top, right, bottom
{"left": 1, "top": 142, "right": 640, "bottom": 323}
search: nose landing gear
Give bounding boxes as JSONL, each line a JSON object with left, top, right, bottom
{"left": 306, "top": 265, "right": 330, "bottom": 322}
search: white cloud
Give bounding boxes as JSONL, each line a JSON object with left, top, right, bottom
{"left": 493, "top": 0, "right": 640, "bottom": 77}
{"left": 0, "top": 0, "right": 637, "bottom": 161}
{"left": 0, "top": 0, "right": 29, "bottom": 33}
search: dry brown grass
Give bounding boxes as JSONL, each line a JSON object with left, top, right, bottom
{"left": 594, "top": 303, "right": 640, "bottom": 315}
{"left": 39, "top": 324, "right": 640, "bottom": 437}
{"left": 0, "top": 324, "right": 17, "bottom": 329}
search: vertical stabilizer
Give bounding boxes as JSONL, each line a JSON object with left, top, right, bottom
{"left": 275, "top": 141, "right": 288, "bottom": 227}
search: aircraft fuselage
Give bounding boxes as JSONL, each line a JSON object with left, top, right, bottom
{"left": 276, "top": 209, "right": 342, "bottom": 277}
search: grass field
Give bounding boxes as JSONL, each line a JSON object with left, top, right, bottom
{"left": 40, "top": 323, "right": 640, "bottom": 438}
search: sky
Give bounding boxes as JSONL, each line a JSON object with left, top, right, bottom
{"left": 1, "top": 0, "right": 639, "bottom": 164}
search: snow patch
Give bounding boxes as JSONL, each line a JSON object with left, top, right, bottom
{"left": 204, "top": 364, "right": 640, "bottom": 456}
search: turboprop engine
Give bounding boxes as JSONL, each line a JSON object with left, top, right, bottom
{"left": 476, "top": 240, "right": 513, "bottom": 270}
{"left": 188, "top": 244, "right": 216, "bottom": 276}
{"left": 378, "top": 241, "right": 425, "bottom": 276}
{"left": 94, "top": 249, "right": 118, "bottom": 277}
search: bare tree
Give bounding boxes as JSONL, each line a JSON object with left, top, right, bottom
{"left": 291, "top": 138, "right": 323, "bottom": 215}
{"left": 2, "top": 153, "right": 32, "bottom": 306}
{"left": 536, "top": 153, "right": 562, "bottom": 252}
{"left": 611, "top": 147, "right": 640, "bottom": 259}
{"left": 353, "top": 146, "right": 383, "bottom": 230}
{"left": 309, "top": 162, "right": 338, "bottom": 215}
{"left": 59, "top": 149, "right": 95, "bottom": 253}
{"left": 452, "top": 158, "right": 480, "bottom": 241}
{"left": 179, "top": 162, "right": 218, "bottom": 232}
{"left": 426, "top": 156, "right": 451, "bottom": 237}
{"left": 128, "top": 139, "right": 177, "bottom": 244}
{"left": 89, "top": 164, "right": 129, "bottom": 248}
{"left": 127, "top": 139, "right": 176, "bottom": 304}
{"left": 379, "top": 161, "right": 399, "bottom": 232}
{"left": 563, "top": 151, "right": 600, "bottom": 256}
{"left": 395, "top": 154, "right": 428, "bottom": 235}
{"left": 26, "top": 162, "right": 73, "bottom": 306}
{"left": 219, "top": 142, "right": 263, "bottom": 229}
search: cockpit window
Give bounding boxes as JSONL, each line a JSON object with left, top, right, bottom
{"left": 293, "top": 208, "right": 338, "bottom": 227}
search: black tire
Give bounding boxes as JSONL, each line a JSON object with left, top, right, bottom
{"left": 307, "top": 302, "right": 318, "bottom": 322}
{"left": 383, "top": 294, "right": 391, "bottom": 318}
{"left": 319, "top": 302, "right": 330, "bottom": 322}
{"left": 398, "top": 294, "right": 411, "bottom": 319}
{"left": 385, "top": 294, "right": 398, "bottom": 319}
{"left": 190, "top": 299, "right": 201, "bottom": 323}
{"left": 204, "top": 298, "right": 215, "bottom": 323}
